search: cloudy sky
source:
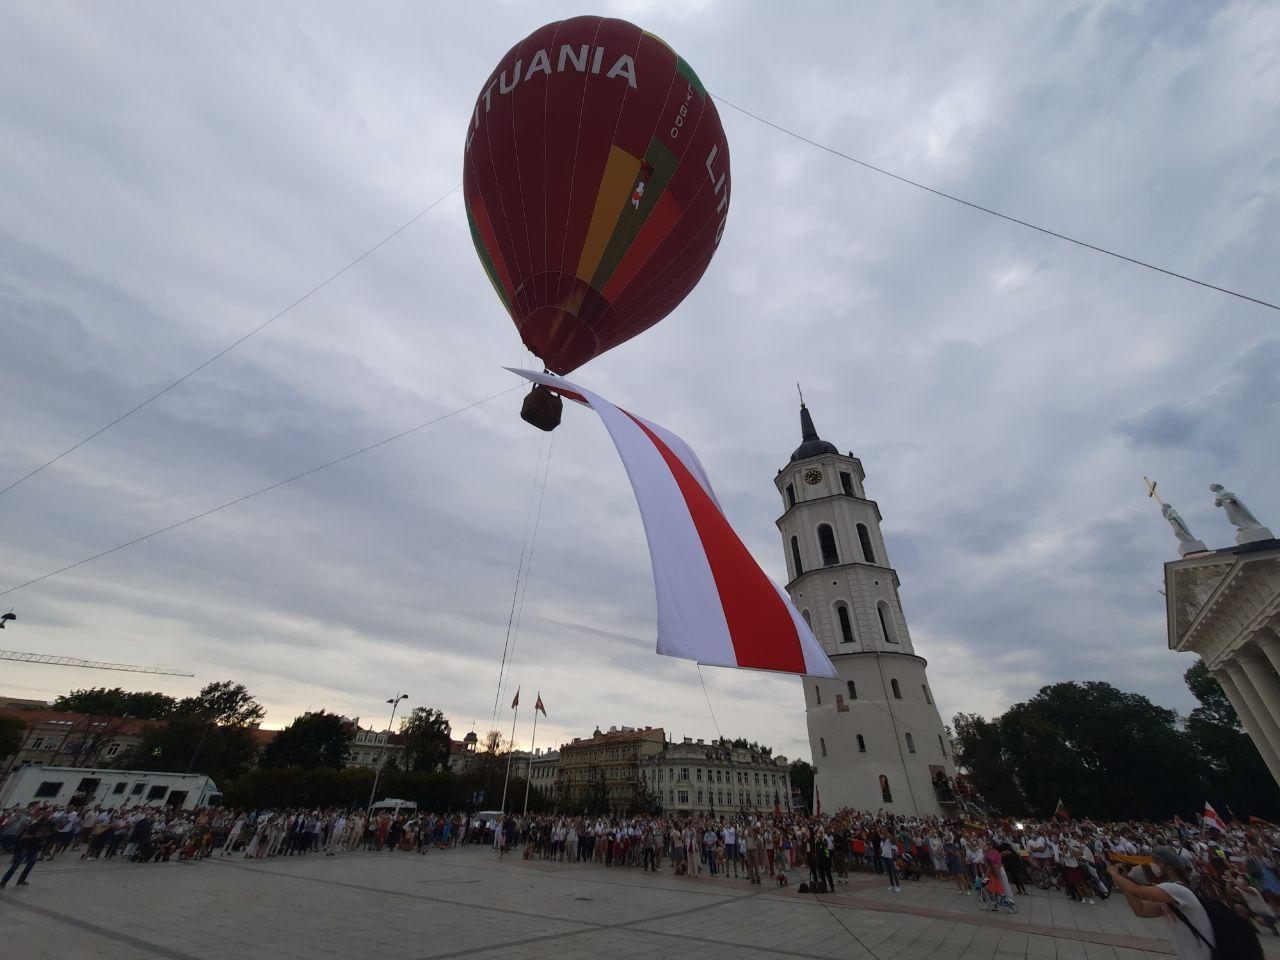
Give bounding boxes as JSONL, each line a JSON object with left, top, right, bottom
{"left": 2, "top": 1, "right": 1277, "bottom": 761}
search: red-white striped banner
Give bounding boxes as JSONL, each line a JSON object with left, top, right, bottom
{"left": 511, "top": 369, "right": 836, "bottom": 678}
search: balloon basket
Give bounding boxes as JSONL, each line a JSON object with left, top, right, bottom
{"left": 520, "top": 385, "right": 562, "bottom": 432}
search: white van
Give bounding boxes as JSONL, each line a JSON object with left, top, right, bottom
{"left": 0, "top": 766, "right": 219, "bottom": 812}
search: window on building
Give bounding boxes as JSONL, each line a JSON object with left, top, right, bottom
{"left": 891, "top": 678, "right": 902, "bottom": 699}
{"left": 697, "top": 790, "right": 703, "bottom": 804}
{"left": 847, "top": 680, "right": 857, "bottom": 699}
{"left": 30, "top": 737, "right": 44, "bottom": 750}
{"left": 939, "top": 734, "right": 946, "bottom": 757}
{"left": 814, "top": 686, "right": 821, "bottom": 706}
{"left": 878, "top": 602, "right": 899, "bottom": 643}
{"left": 817, "top": 524, "right": 839, "bottom": 566}
{"left": 696, "top": 768, "right": 703, "bottom": 781}
{"left": 146, "top": 785, "right": 167, "bottom": 801}
{"left": 715, "top": 769, "right": 722, "bottom": 783}
{"left": 131, "top": 782, "right": 146, "bottom": 795}
{"left": 678, "top": 790, "right": 688, "bottom": 804}
{"left": 857, "top": 523, "right": 877, "bottom": 564}
{"left": 835, "top": 694, "right": 845, "bottom": 710}
{"left": 786, "top": 483, "right": 796, "bottom": 507}
{"left": 113, "top": 782, "right": 127, "bottom": 795}
{"left": 680, "top": 767, "right": 689, "bottom": 781}
{"left": 905, "top": 733, "right": 916, "bottom": 754}
{"left": 790, "top": 536, "right": 804, "bottom": 577}
{"left": 105, "top": 742, "right": 121, "bottom": 757}
{"left": 35, "top": 781, "right": 62, "bottom": 798}
{"left": 801, "top": 609, "right": 812, "bottom": 629}
{"left": 819, "top": 737, "right": 827, "bottom": 757}
{"left": 879, "top": 775, "right": 893, "bottom": 803}
{"left": 840, "top": 471, "right": 854, "bottom": 496}
{"left": 836, "top": 603, "right": 854, "bottom": 643}
{"left": 923, "top": 684, "right": 933, "bottom": 705}
{"left": 857, "top": 734, "right": 866, "bottom": 753}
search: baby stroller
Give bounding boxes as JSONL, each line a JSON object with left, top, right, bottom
{"left": 974, "top": 873, "right": 1018, "bottom": 914}
{"left": 897, "top": 852, "right": 923, "bottom": 882}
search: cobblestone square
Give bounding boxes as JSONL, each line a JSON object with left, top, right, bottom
{"left": 6, "top": 846, "right": 1268, "bottom": 960}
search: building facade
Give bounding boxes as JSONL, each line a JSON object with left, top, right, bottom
{"left": 344, "top": 721, "right": 406, "bottom": 771}
{"left": 776, "top": 402, "right": 956, "bottom": 815}
{"left": 556, "top": 726, "right": 665, "bottom": 815}
{"left": 640, "top": 738, "right": 792, "bottom": 816}
{"left": 0, "top": 707, "right": 157, "bottom": 779}
{"left": 529, "top": 748, "right": 559, "bottom": 802}
{"left": 1164, "top": 534, "right": 1280, "bottom": 786}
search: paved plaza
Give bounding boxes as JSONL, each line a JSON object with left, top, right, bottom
{"left": 3, "top": 846, "right": 1276, "bottom": 960}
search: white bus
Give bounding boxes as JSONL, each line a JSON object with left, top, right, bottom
{"left": 0, "top": 766, "right": 220, "bottom": 812}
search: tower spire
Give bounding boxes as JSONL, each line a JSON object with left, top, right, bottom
{"left": 790, "top": 389, "right": 837, "bottom": 462}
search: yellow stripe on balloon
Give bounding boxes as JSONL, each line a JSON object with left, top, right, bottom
{"left": 576, "top": 145, "right": 641, "bottom": 284}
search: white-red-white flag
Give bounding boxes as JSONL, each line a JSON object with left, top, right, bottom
{"left": 1204, "top": 801, "right": 1227, "bottom": 832}
{"left": 511, "top": 370, "right": 836, "bottom": 678}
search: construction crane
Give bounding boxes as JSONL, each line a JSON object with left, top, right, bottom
{"left": 0, "top": 650, "right": 193, "bottom": 677}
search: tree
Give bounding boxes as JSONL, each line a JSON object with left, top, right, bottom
{"left": 53, "top": 687, "right": 176, "bottom": 720}
{"left": 1183, "top": 660, "right": 1280, "bottom": 819}
{"left": 1184, "top": 661, "right": 1239, "bottom": 728}
{"left": 174, "top": 681, "right": 265, "bottom": 727}
{"left": 0, "top": 714, "right": 23, "bottom": 760}
{"left": 789, "top": 759, "right": 814, "bottom": 812}
{"left": 260, "top": 711, "right": 348, "bottom": 770}
{"left": 399, "top": 707, "right": 451, "bottom": 772}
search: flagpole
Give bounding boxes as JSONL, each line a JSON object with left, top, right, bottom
{"left": 499, "top": 695, "right": 520, "bottom": 817}
{"left": 522, "top": 706, "right": 539, "bottom": 817}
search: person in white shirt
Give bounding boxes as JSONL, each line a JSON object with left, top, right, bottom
{"left": 1108, "top": 848, "right": 1214, "bottom": 960}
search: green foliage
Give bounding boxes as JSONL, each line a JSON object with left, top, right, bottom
{"left": 260, "top": 711, "right": 348, "bottom": 770}
{"left": 53, "top": 687, "right": 177, "bottom": 719}
{"left": 953, "top": 677, "right": 1280, "bottom": 821}
{"left": 174, "top": 681, "right": 265, "bottom": 727}
{"left": 716, "top": 736, "right": 773, "bottom": 756}
{"left": 121, "top": 716, "right": 258, "bottom": 784}
{"left": 1184, "top": 660, "right": 1239, "bottom": 728}
{"left": 789, "top": 759, "right": 814, "bottom": 811}
{"left": 0, "top": 714, "right": 24, "bottom": 759}
{"left": 399, "top": 707, "right": 452, "bottom": 772}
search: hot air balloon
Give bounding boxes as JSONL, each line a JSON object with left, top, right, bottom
{"left": 463, "top": 16, "right": 731, "bottom": 429}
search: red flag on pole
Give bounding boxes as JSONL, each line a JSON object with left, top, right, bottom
{"left": 1204, "top": 802, "right": 1227, "bottom": 832}
{"left": 510, "top": 687, "right": 520, "bottom": 709}
{"left": 1054, "top": 799, "right": 1070, "bottom": 820}
{"left": 535, "top": 693, "right": 546, "bottom": 717}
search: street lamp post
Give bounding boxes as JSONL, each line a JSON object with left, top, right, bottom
{"left": 366, "top": 694, "right": 408, "bottom": 816}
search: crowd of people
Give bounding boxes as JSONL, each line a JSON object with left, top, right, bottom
{"left": 2, "top": 800, "right": 1276, "bottom": 955}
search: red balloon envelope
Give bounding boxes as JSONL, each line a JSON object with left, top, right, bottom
{"left": 463, "top": 16, "right": 731, "bottom": 375}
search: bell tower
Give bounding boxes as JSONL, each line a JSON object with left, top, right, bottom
{"left": 775, "top": 399, "right": 956, "bottom": 815}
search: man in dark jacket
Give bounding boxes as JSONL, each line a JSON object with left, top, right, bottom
{"left": 2, "top": 815, "right": 52, "bottom": 886}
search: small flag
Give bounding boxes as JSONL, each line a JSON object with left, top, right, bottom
{"left": 1204, "top": 802, "right": 1227, "bottom": 833}
{"left": 511, "top": 687, "right": 520, "bottom": 709}
{"left": 1054, "top": 798, "right": 1070, "bottom": 820}
{"left": 534, "top": 693, "right": 546, "bottom": 717}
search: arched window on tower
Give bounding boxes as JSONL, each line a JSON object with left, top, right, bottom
{"left": 801, "top": 609, "right": 812, "bottom": 630}
{"left": 891, "top": 678, "right": 902, "bottom": 699}
{"left": 938, "top": 734, "right": 946, "bottom": 757}
{"left": 857, "top": 523, "right": 876, "bottom": 564}
{"left": 814, "top": 686, "right": 821, "bottom": 706}
{"left": 790, "top": 536, "right": 804, "bottom": 577}
{"left": 879, "top": 775, "right": 892, "bottom": 803}
{"left": 836, "top": 603, "right": 854, "bottom": 644}
{"left": 840, "top": 471, "right": 854, "bottom": 496}
{"left": 878, "top": 601, "right": 899, "bottom": 644}
{"left": 819, "top": 737, "right": 827, "bottom": 757}
{"left": 847, "top": 681, "right": 857, "bottom": 700}
{"left": 905, "top": 732, "right": 916, "bottom": 753}
{"left": 817, "top": 524, "right": 839, "bottom": 566}
{"left": 786, "top": 483, "right": 796, "bottom": 507}
{"left": 856, "top": 734, "right": 866, "bottom": 752}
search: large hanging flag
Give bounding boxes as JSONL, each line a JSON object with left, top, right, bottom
{"left": 510, "top": 369, "right": 837, "bottom": 678}
{"left": 1204, "top": 801, "right": 1227, "bottom": 832}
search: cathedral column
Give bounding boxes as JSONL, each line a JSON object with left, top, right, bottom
{"left": 1217, "top": 664, "right": 1280, "bottom": 784}
{"left": 1238, "top": 644, "right": 1280, "bottom": 732}
{"left": 1254, "top": 626, "right": 1280, "bottom": 680}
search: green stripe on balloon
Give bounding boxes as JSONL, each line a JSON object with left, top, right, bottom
{"left": 590, "top": 137, "right": 679, "bottom": 292}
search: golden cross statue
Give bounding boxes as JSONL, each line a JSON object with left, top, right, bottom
{"left": 1143, "top": 476, "right": 1164, "bottom": 505}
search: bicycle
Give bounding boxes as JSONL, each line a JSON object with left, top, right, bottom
{"left": 974, "top": 874, "right": 1019, "bottom": 914}
{"left": 1027, "top": 859, "right": 1063, "bottom": 891}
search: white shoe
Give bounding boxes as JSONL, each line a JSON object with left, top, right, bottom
{"left": 895, "top": 886, "right": 902, "bottom": 892}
